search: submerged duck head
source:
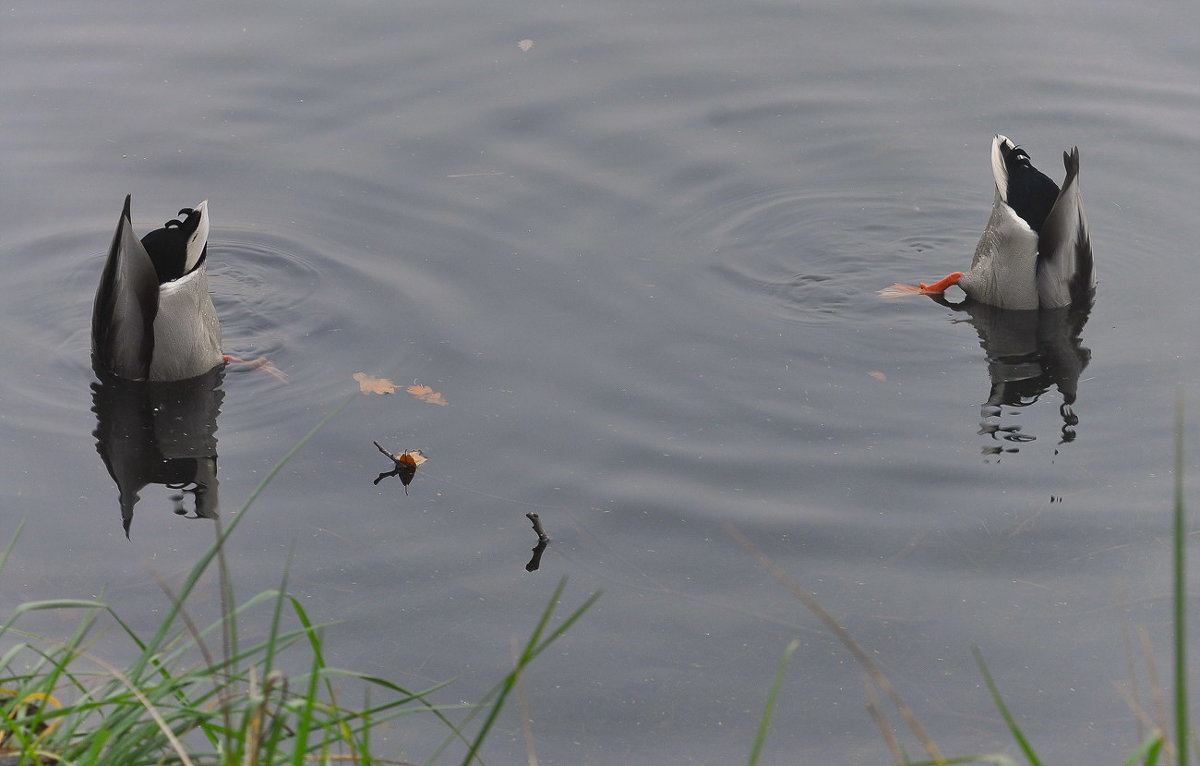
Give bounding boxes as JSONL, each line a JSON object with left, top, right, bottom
{"left": 92, "top": 195, "right": 224, "bottom": 381}
{"left": 920, "top": 135, "right": 1095, "bottom": 310}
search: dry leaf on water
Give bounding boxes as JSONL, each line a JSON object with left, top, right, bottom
{"left": 517, "top": 38, "right": 533, "bottom": 51}
{"left": 354, "top": 372, "right": 396, "bottom": 395}
{"left": 867, "top": 370, "right": 887, "bottom": 382}
{"left": 373, "top": 441, "right": 428, "bottom": 466}
{"left": 407, "top": 384, "right": 448, "bottom": 406}
{"left": 373, "top": 441, "right": 429, "bottom": 492}
{"left": 397, "top": 449, "right": 428, "bottom": 467}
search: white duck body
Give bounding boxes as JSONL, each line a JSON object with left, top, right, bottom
{"left": 958, "top": 135, "right": 1094, "bottom": 310}
{"left": 92, "top": 195, "right": 223, "bottom": 381}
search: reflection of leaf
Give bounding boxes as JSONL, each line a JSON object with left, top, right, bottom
{"left": 407, "top": 384, "right": 448, "bottom": 406}
{"left": 517, "top": 38, "right": 533, "bottom": 51}
{"left": 354, "top": 372, "right": 396, "bottom": 395}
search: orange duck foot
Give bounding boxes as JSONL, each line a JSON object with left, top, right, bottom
{"left": 918, "top": 272, "right": 963, "bottom": 294}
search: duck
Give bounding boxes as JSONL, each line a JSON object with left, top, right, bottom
{"left": 92, "top": 195, "right": 224, "bottom": 381}
{"left": 919, "top": 135, "right": 1095, "bottom": 310}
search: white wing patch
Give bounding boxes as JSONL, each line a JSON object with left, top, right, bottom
{"left": 990, "top": 134, "right": 1013, "bottom": 203}
{"left": 184, "top": 200, "right": 209, "bottom": 273}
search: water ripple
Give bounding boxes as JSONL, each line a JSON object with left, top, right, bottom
{"left": 684, "top": 187, "right": 979, "bottom": 325}
{"left": 1, "top": 224, "right": 370, "bottom": 438}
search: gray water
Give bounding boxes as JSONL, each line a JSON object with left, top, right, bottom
{"left": 3, "top": 0, "right": 1199, "bottom": 762}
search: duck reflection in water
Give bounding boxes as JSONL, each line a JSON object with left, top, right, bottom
{"left": 92, "top": 365, "right": 223, "bottom": 537}
{"left": 929, "top": 293, "right": 1092, "bottom": 455}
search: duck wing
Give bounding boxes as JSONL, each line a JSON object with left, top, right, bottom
{"left": 92, "top": 195, "right": 158, "bottom": 380}
{"left": 1037, "top": 148, "right": 1095, "bottom": 308}
{"left": 150, "top": 266, "right": 223, "bottom": 381}
{"left": 959, "top": 137, "right": 1048, "bottom": 309}
{"left": 960, "top": 188, "right": 1042, "bottom": 309}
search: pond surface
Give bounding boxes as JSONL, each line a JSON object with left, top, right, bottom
{"left": 3, "top": 0, "right": 1200, "bottom": 762}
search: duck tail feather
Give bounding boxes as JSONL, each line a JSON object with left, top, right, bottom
{"left": 92, "top": 195, "right": 159, "bottom": 379}
{"left": 1037, "top": 147, "right": 1095, "bottom": 307}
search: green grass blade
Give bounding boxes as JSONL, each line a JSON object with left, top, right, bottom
{"left": 0, "top": 518, "right": 27, "bottom": 576}
{"left": 1173, "top": 391, "right": 1188, "bottom": 766}
{"left": 971, "top": 646, "right": 1042, "bottom": 766}
{"left": 437, "top": 578, "right": 598, "bottom": 766}
{"left": 1117, "top": 729, "right": 1163, "bottom": 766}
{"left": 290, "top": 629, "right": 325, "bottom": 766}
{"left": 455, "top": 578, "right": 569, "bottom": 765}
{"left": 262, "top": 547, "right": 295, "bottom": 680}
{"left": 747, "top": 639, "right": 798, "bottom": 766}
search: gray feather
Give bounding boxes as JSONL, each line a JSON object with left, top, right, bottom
{"left": 1037, "top": 147, "right": 1095, "bottom": 308}
{"left": 150, "top": 267, "right": 223, "bottom": 380}
{"left": 960, "top": 188, "right": 1041, "bottom": 309}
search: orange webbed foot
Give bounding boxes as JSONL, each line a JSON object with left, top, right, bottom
{"left": 917, "top": 272, "right": 963, "bottom": 294}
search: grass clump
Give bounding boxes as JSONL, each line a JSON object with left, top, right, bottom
{"left": 0, "top": 570, "right": 592, "bottom": 765}
{"left": 0, "top": 393, "right": 596, "bottom": 764}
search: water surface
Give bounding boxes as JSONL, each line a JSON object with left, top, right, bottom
{"left": 3, "top": 0, "right": 1199, "bottom": 762}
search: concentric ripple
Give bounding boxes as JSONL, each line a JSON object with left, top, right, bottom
{"left": 684, "top": 188, "right": 981, "bottom": 325}
{"left": 0, "top": 223, "right": 372, "bottom": 439}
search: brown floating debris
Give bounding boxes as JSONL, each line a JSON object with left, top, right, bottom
{"left": 407, "top": 384, "right": 448, "bottom": 406}
{"left": 354, "top": 372, "right": 396, "bottom": 395}
{"left": 373, "top": 441, "right": 427, "bottom": 493}
{"left": 525, "top": 513, "right": 549, "bottom": 572}
{"left": 526, "top": 512, "right": 550, "bottom": 543}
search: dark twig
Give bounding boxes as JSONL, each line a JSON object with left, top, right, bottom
{"left": 526, "top": 513, "right": 550, "bottom": 544}
{"left": 525, "top": 514, "right": 550, "bottom": 572}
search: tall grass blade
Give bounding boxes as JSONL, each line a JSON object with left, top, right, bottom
{"left": 455, "top": 577, "right": 599, "bottom": 765}
{"left": 1118, "top": 730, "right": 1164, "bottom": 766}
{"left": 0, "top": 518, "right": 27, "bottom": 575}
{"left": 971, "top": 646, "right": 1042, "bottom": 766}
{"left": 864, "top": 677, "right": 905, "bottom": 764}
{"left": 747, "top": 639, "right": 798, "bottom": 766}
{"left": 1173, "top": 391, "right": 1188, "bottom": 766}
{"left": 725, "top": 523, "right": 945, "bottom": 764}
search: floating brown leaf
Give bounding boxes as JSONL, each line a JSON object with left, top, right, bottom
{"left": 407, "top": 384, "right": 448, "bottom": 406}
{"left": 372, "top": 442, "right": 428, "bottom": 492}
{"left": 354, "top": 372, "right": 396, "bottom": 395}
{"left": 867, "top": 370, "right": 887, "bottom": 382}
{"left": 397, "top": 449, "right": 428, "bottom": 467}
{"left": 517, "top": 38, "right": 534, "bottom": 52}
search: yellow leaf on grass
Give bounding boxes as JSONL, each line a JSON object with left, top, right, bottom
{"left": 354, "top": 372, "right": 396, "bottom": 395}
{"left": 407, "top": 384, "right": 448, "bottom": 406}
